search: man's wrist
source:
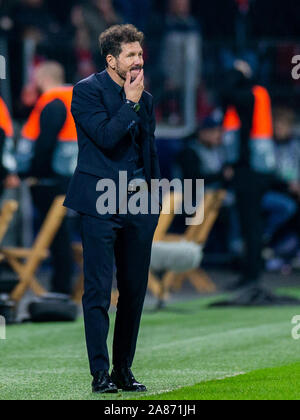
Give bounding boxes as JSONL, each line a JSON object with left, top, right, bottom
{"left": 125, "top": 99, "right": 141, "bottom": 113}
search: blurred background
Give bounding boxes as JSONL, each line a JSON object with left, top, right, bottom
{"left": 1, "top": 0, "right": 300, "bottom": 317}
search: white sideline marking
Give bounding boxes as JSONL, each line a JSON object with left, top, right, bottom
{"left": 148, "top": 321, "right": 288, "bottom": 351}
{"left": 145, "top": 371, "right": 247, "bottom": 397}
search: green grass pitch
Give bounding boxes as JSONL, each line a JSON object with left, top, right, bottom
{"left": 0, "top": 288, "right": 300, "bottom": 400}
{"left": 138, "top": 363, "right": 300, "bottom": 400}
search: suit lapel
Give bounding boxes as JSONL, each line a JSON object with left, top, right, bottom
{"left": 97, "top": 70, "right": 123, "bottom": 116}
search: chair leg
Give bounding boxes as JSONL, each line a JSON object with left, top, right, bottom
{"left": 8, "top": 256, "right": 46, "bottom": 302}
{"left": 159, "top": 271, "right": 177, "bottom": 301}
{"left": 11, "top": 276, "right": 46, "bottom": 302}
{"left": 30, "top": 276, "right": 47, "bottom": 296}
{"left": 170, "top": 272, "right": 188, "bottom": 292}
{"left": 72, "top": 273, "right": 84, "bottom": 303}
{"left": 188, "top": 269, "right": 217, "bottom": 293}
{"left": 148, "top": 272, "right": 162, "bottom": 298}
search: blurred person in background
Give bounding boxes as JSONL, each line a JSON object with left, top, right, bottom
{"left": 11, "top": 0, "right": 60, "bottom": 44}
{"left": 0, "top": 0, "right": 15, "bottom": 38}
{"left": 10, "top": 0, "right": 63, "bottom": 117}
{"left": 16, "top": 61, "right": 77, "bottom": 296}
{"left": 159, "top": 0, "right": 201, "bottom": 124}
{"left": 176, "top": 110, "right": 241, "bottom": 256}
{"left": 177, "top": 110, "right": 230, "bottom": 190}
{"left": 70, "top": 6, "right": 97, "bottom": 80}
{"left": 82, "top": 0, "right": 123, "bottom": 41}
{"left": 261, "top": 106, "right": 300, "bottom": 271}
{"left": 262, "top": 107, "right": 300, "bottom": 244}
{"left": 71, "top": 0, "right": 123, "bottom": 74}
{"left": 221, "top": 59, "right": 276, "bottom": 300}
{"left": 0, "top": 95, "right": 20, "bottom": 195}
{"left": 273, "top": 107, "right": 300, "bottom": 198}
{"left": 46, "top": 0, "right": 74, "bottom": 26}
{"left": 114, "top": 0, "right": 152, "bottom": 31}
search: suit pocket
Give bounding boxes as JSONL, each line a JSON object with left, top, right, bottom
{"left": 77, "top": 163, "right": 116, "bottom": 180}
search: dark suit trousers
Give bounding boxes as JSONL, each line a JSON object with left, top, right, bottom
{"left": 80, "top": 204, "right": 159, "bottom": 375}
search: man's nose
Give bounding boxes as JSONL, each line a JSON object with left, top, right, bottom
{"left": 134, "top": 57, "right": 143, "bottom": 66}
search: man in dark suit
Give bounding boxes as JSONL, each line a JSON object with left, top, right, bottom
{"left": 64, "top": 24, "right": 161, "bottom": 393}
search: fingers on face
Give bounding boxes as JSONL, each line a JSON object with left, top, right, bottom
{"left": 136, "top": 69, "right": 144, "bottom": 82}
{"left": 125, "top": 72, "right": 131, "bottom": 84}
{"left": 139, "top": 71, "right": 144, "bottom": 89}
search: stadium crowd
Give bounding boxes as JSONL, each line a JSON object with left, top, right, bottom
{"left": 0, "top": 0, "right": 300, "bottom": 303}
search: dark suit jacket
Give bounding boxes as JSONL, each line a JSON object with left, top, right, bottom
{"left": 63, "top": 70, "right": 161, "bottom": 218}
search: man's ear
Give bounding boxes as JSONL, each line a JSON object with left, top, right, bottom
{"left": 106, "top": 55, "right": 116, "bottom": 70}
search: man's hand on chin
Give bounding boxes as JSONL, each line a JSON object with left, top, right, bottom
{"left": 124, "top": 70, "right": 144, "bottom": 103}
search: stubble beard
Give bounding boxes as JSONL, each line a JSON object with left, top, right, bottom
{"left": 116, "top": 62, "right": 143, "bottom": 82}
{"left": 115, "top": 64, "right": 127, "bottom": 81}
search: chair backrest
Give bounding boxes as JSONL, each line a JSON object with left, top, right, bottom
{"left": 153, "top": 191, "right": 183, "bottom": 242}
{"left": 184, "top": 190, "right": 226, "bottom": 244}
{"left": 0, "top": 200, "right": 19, "bottom": 244}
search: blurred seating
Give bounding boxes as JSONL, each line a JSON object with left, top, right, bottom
{"left": 0, "top": 200, "right": 19, "bottom": 249}
{"left": 150, "top": 189, "right": 226, "bottom": 304}
{"left": 1, "top": 195, "right": 66, "bottom": 302}
{"left": 148, "top": 190, "right": 183, "bottom": 297}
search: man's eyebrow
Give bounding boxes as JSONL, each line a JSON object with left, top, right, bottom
{"left": 127, "top": 50, "right": 143, "bottom": 55}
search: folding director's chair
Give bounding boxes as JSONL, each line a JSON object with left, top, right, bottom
{"left": 0, "top": 200, "right": 19, "bottom": 259}
{"left": 1, "top": 195, "right": 67, "bottom": 302}
{"left": 157, "top": 189, "right": 226, "bottom": 301}
{"left": 147, "top": 190, "right": 183, "bottom": 297}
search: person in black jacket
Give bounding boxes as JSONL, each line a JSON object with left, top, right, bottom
{"left": 17, "top": 62, "right": 76, "bottom": 296}
{"left": 220, "top": 60, "right": 275, "bottom": 297}
{"left": 64, "top": 25, "right": 161, "bottom": 394}
{"left": 177, "top": 111, "right": 233, "bottom": 191}
{"left": 0, "top": 96, "right": 20, "bottom": 195}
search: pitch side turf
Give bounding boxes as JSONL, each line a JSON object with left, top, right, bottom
{"left": 136, "top": 363, "right": 300, "bottom": 400}
{"left": 0, "top": 288, "right": 300, "bottom": 400}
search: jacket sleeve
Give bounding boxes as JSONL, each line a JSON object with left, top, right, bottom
{"left": 71, "top": 81, "right": 141, "bottom": 151}
{"left": 149, "top": 97, "right": 161, "bottom": 180}
{"left": 30, "top": 99, "right": 66, "bottom": 178}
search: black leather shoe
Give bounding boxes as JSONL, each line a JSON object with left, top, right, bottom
{"left": 92, "top": 371, "right": 118, "bottom": 394}
{"left": 111, "top": 367, "right": 147, "bottom": 392}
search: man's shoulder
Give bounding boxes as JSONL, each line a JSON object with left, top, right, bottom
{"left": 74, "top": 71, "right": 106, "bottom": 93}
{"left": 42, "top": 97, "right": 67, "bottom": 113}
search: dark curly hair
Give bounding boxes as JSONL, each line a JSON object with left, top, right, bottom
{"left": 99, "top": 24, "right": 144, "bottom": 64}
